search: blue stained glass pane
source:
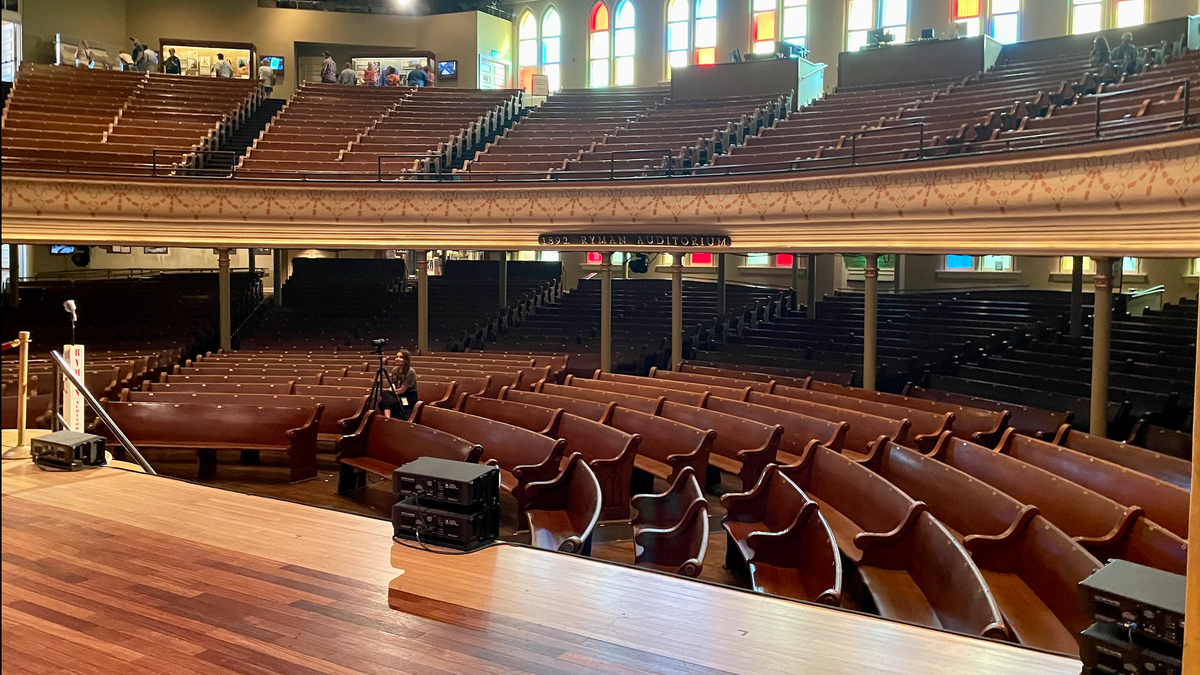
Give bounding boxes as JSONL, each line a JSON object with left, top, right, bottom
{"left": 945, "top": 255, "right": 974, "bottom": 270}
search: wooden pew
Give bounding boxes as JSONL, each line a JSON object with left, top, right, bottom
{"left": 548, "top": 412, "right": 641, "bottom": 521}
{"left": 456, "top": 394, "right": 561, "bottom": 435}
{"left": 809, "top": 380, "right": 1008, "bottom": 446}
{"left": 501, "top": 388, "right": 615, "bottom": 423}
{"left": 120, "top": 390, "right": 368, "bottom": 438}
{"left": 721, "top": 465, "right": 842, "bottom": 605}
{"left": 658, "top": 401, "right": 782, "bottom": 491}
{"left": 705, "top": 397, "right": 848, "bottom": 464}
{"left": 631, "top": 466, "right": 708, "bottom": 577}
{"left": 564, "top": 376, "right": 710, "bottom": 407}
{"left": 539, "top": 382, "right": 665, "bottom": 414}
{"left": 94, "top": 401, "right": 323, "bottom": 483}
{"left": 412, "top": 404, "right": 566, "bottom": 520}
{"left": 928, "top": 431, "right": 1187, "bottom": 575}
{"left": 163, "top": 374, "right": 304, "bottom": 385}
{"left": 525, "top": 453, "right": 603, "bottom": 554}
{"left": 144, "top": 381, "right": 295, "bottom": 395}
{"left": 1127, "top": 420, "right": 1192, "bottom": 461}
{"left": 681, "top": 360, "right": 853, "bottom": 387}
{"left": 423, "top": 375, "right": 490, "bottom": 399}
{"left": 772, "top": 384, "right": 951, "bottom": 452}
{"left": 335, "top": 411, "right": 482, "bottom": 493}
{"left": 648, "top": 366, "right": 776, "bottom": 393}
{"left": 1052, "top": 425, "right": 1190, "bottom": 490}
{"left": 609, "top": 407, "right": 714, "bottom": 491}
{"left": 994, "top": 428, "right": 1189, "bottom": 538}
{"left": 745, "top": 391, "right": 909, "bottom": 456}
{"left": 903, "top": 384, "right": 1072, "bottom": 440}
{"left": 1, "top": 393, "right": 53, "bottom": 429}
{"left": 597, "top": 371, "right": 753, "bottom": 401}
{"left": 860, "top": 436, "right": 1098, "bottom": 655}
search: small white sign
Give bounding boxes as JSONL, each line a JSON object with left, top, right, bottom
{"left": 63, "top": 344, "right": 85, "bottom": 432}
{"left": 531, "top": 74, "right": 550, "bottom": 97}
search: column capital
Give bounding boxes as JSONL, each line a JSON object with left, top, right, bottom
{"left": 600, "top": 252, "right": 612, "bottom": 272}
{"left": 670, "top": 260, "right": 684, "bottom": 272}
{"left": 1091, "top": 256, "right": 1113, "bottom": 288}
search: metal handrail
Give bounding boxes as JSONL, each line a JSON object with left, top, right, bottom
{"left": 375, "top": 153, "right": 440, "bottom": 181}
{"left": 607, "top": 148, "right": 675, "bottom": 178}
{"left": 152, "top": 148, "right": 239, "bottom": 178}
{"left": 1093, "top": 78, "right": 1191, "bottom": 138}
{"left": 799, "top": 63, "right": 829, "bottom": 81}
{"left": 49, "top": 349, "right": 155, "bottom": 475}
{"left": 851, "top": 122, "right": 925, "bottom": 165}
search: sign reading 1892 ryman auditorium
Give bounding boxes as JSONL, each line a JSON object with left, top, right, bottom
{"left": 538, "top": 234, "right": 732, "bottom": 247}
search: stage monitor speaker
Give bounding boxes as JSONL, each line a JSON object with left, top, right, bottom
{"left": 30, "top": 430, "right": 106, "bottom": 471}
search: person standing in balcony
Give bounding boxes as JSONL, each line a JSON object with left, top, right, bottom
{"left": 258, "top": 58, "right": 276, "bottom": 95}
{"left": 406, "top": 66, "right": 429, "bottom": 87}
{"left": 163, "top": 48, "right": 182, "bottom": 75}
{"left": 211, "top": 53, "right": 234, "bottom": 78}
{"left": 385, "top": 67, "right": 401, "bottom": 86}
{"left": 363, "top": 63, "right": 377, "bottom": 86}
{"left": 321, "top": 51, "right": 337, "bottom": 83}
{"left": 338, "top": 61, "right": 357, "bottom": 85}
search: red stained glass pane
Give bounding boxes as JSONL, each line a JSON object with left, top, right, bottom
{"left": 754, "top": 11, "right": 776, "bottom": 42}
{"left": 695, "top": 48, "right": 716, "bottom": 65}
{"left": 776, "top": 253, "right": 794, "bottom": 267}
{"left": 591, "top": 4, "right": 610, "bottom": 32}
{"left": 691, "top": 252, "right": 712, "bottom": 265}
{"left": 587, "top": 252, "right": 603, "bottom": 263}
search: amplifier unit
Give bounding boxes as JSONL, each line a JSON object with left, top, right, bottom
{"left": 392, "top": 496, "right": 499, "bottom": 551}
{"left": 1080, "top": 621, "right": 1181, "bottom": 675}
{"left": 392, "top": 457, "right": 499, "bottom": 508}
{"left": 30, "top": 431, "right": 106, "bottom": 471}
{"left": 1080, "top": 559, "right": 1185, "bottom": 648}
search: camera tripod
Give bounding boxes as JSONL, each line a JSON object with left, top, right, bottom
{"left": 367, "top": 343, "right": 403, "bottom": 417}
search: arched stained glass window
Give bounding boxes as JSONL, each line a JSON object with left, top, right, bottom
{"left": 666, "top": 0, "right": 690, "bottom": 71}
{"left": 518, "top": 12, "right": 538, "bottom": 91}
{"left": 694, "top": 0, "right": 717, "bottom": 64}
{"left": 753, "top": 0, "right": 807, "bottom": 54}
{"left": 614, "top": 1, "right": 636, "bottom": 85}
{"left": 542, "top": 8, "right": 561, "bottom": 92}
{"left": 589, "top": 3, "right": 611, "bottom": 87}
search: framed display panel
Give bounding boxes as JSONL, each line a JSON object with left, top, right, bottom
{"left": 161, "top": 38, "right": 255, "bottom": 78}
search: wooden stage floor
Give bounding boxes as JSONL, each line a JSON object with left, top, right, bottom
{"left": 1, "top": 458, "right": 1080, "bottom": 675}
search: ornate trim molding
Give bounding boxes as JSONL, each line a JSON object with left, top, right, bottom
{"left": 3, "top": 135, "right": 1199, "bottom": 255}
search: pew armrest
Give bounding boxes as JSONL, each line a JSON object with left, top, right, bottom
{"left": 336, "top": 397, "right": 372, "bottom": 435}
{"left": 334, "top": 411, "right": 373, "bottom": 460}
{"left": 746, "top": 501, "right": 817, "bottom": 564}
{"left": 853, "top": 501, "right": 924, "bottom": 552}
{"left": 285, "top": 403, "right": 324, "bottom": 448}
{"left": 509, "top": 440, "right": 566, "bottom": 485}
{"left": 964, "top": 505, "right": 1039, "bottom": 566}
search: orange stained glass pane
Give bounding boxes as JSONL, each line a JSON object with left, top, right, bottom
{"left": 691, "top": 252, "right": 712, "bottom": 265}
{"left": 696, "top": 47, "right": 716, "bottom": 65}
{"left": 954, "top": 0, "right": 980, "bottom": 19}
{"left": 591, "top": 3, "right": 610, "bottom": 32}
{"left": 776, "top": 253, "right": 794, "bottom": 267}
{"left": 754, "top": 11, "right": 776, "bottom": 42}
{"left": 520, "top": 66, "right": 537, "bottom": 91}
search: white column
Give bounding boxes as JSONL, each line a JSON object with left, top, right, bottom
{"left": 417, "top": 250, "right": 429, "bottom": 354}
{"left": 1070, "top": 256, "right": 1084, "bottom": 340}
{"left": 218, "top": 249, "right": 231, "bottom": 352}
{"left": 1090, "top": 257, "right": 1113, "bottom": 437}
{"left": 807, "top": 254, "right": 817, "bottom": 320}
{"left": 600, "top": 253, "right": 613, "bottom": 373}
{"left": 671, "top": 258, "right": 684, "bottom": 370}
{"left": 863, "top": 253, "right": 879, "bottom": 391}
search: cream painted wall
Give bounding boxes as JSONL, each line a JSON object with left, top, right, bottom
{"left": 21, "top": 0, "right": 126, "bottom": 64}
{"left": 503, "top": 0, "right": 1199, "bottom": 90}
{"left": 28, "top": 245, "right": 275, "bottom": 287}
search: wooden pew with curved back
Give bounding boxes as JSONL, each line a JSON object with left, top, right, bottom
{"left": 525, "top": 453, "right": 603, "bottom": 554}
{"left": 657, "top": 401, "right": 782, "bottom": 491}
{"left": 411, "top": 404, "right": 567, "bottom": 521}
{"left": 539, "top": 382, "right": 665, "bottom": 414}
{"left": 927, "top": 431, "right": 1188, "bottom": 575}
{"left": 772, "top": 384, "right": 952, "bottom": 453}
{"left": 145, "top": 381, "right": 295, "bottom": 395}
{"left": 630, "top": 466, "right": 708, "bottom": 577}
{"left": 721, "top": 465, "right": 842, "bottom": 606}
{"left": 456, "top": 394, "right": 562, "bottom": 435}
{"left": 608, "top": 407, "right": 715, "bottom": 491}
{"left": 500, "top": 387, "right": 615, "bottom": 423}
{"left": 647, "top": 366, "right": 776, "bottom": 393}
{"left": 861, "top": 435, "right": 1098, "bottom": 655}
{"left": 334, "top": 410, "right": 483, "bottom": 493}
{"left": 563, "top": 375, "right": 709, "bottom": 407}
{"left": 745, "top": 391, "right": 909, "bottom": 456}
{"left": 903, "top": 384, "right": 1072, "bottom": 440}
{"left": 1051, "top": 425, "right": 1190, "bottom": 490}
{"left": 119, "top": 389, "right": 368, "bottom": 438}
{"left": 809, "top": 380, "right": 1009, "bottom": 446}
{"left": 704, "top": 397, "right": 848, "bottom": 465}
{"left": 994, "top": 428, "right": 1189, "bottom": 539}
{"left": 412, "top": 366, "right": 522, "bottom": 397}
{"left": 596, "top": 371, "right": 754, "bottom": 402}
{"left": 548, "top": 412, "right": 641, "bottom": 522}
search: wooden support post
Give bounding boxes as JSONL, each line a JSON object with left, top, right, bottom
{"left": 2, "top": 331, "right": 32, "bottom": 459}
{"left": 671, "top": 259, "right": 684, "bottom": 371}
{"left": 1185, "top": 281, "right": 1200, "bottom": 675}
{"left": 218, "top": 249, "right": 231, "bottom": 352}
{"left": 1090, "top": 257, "right": 1113, "bottom": 437}
{"left": 417, "top": 251, "right": 429, "bottom": 354}
{"left": 716, "top": 254, "right": 726, "bottom": 317}
{"left": 807, "top": 254, "right": 817, "bottom": 320}
{"left": 1070, "top": 256, "right": 1083, "bottom": 340}
{"left": 498, "top": 251, "right": 508, "bottom": 309}
{"left": 863, "top": 253, "right": 879, "bottom": 391}
{"left": 600, "top": 253, "right": 612, "bottom": 373}
{"left": 273, "top": 249, "right": 284, "bottom": 306}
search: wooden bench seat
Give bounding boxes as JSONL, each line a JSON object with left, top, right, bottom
{"left": 564, "top": 376, "right": 709, "bottom": 407}
{"left": 335, "top": 410, "right": 481, "bottom": 493}
{"left": 1127, "top": 420, "right": 1192, "bottom": 461}
{"left": 722, "top": 465, "right": 842, "bottom": 605}
{"left": 745, "top": 391, "right": 909, "bottom": 456}
{"left": 682, "top": 360, "right": 854, "bottom": 387}
{"left": 658, "top": 401, "right": 781, "bottom": 491}
{"left": 94, "top": 400, "right": 322, "bottom": 483}
{"left": 525, "top": 453, "right": 603, "bottom": 554}
{"left": 995, "top": 428, "right": 1188, "bottom": 538}
{"left": 903, "top": 384, "right": 1070, "bottom": 440}
{"left": 119, "top": 390, "right": 368, "bottom": 438}
{"left": 810, "top": 380, "right": 1009, "bottom": 446}
{"left": 609, "top": 407, "right": 714, "bottom": 491}
{"left": 539, "top": 382, "right": 664, "bottom": 414}
{"left": 456, "top": 394, "right": 561, "bottom": 435}
{"left": 773, "top": 384, "right": 951, "bottom": 452}
{"left": 929, "top": 431, "right": 1187, "bottom": 575}
{"left": 413, "top": 404, "right": 566, "bottom": 520}
{"left": 144, "top": 381, "right": 295, "bottom": 395}
{"left": 422, "top": 375, "right": 489, "bottom": 398}
{"left": 704, "top": 397, "right": 847, "bottom": 464}
{"left": 862, "top": 435, "right": 1098, "bottom": 655}
{"left": 501, "top": 388, "right": 615, "bottom": 422}
{"left": 631, "top": 467, "right": 708, "bottom": 577}
{"left": 1052, "top": 425, "right": 1190, "bottom": 490}
{"left": 648, "top": 366, "right": 776, "bottom": 393}
{"left": 597, "top": 371, "right": 753, "bottom": 401}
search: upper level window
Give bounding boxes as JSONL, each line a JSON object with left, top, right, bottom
{"left": 753, "top": 0, "right": 807, "bottom": 55}
{"left": 745, "top": 253, "right": 805, "bottom": 268}
{"left": 1072, "top": 0, "right": 1143, "bottom": 35}
{"left": 1058, "top": 257, "right": 1141, "bottom": 274}
{"left": 589, "top": 3, "right": 611, "bottom": 87}
{"left": 694, "top": 0, "right": 718, "bottom": 65}
{"left": 614, "top": 0, "right": 636, "bottom": 85}
{"left": 543, "top": 9, "right": 562, "bottom": 93}
{"left": 953, "top": 1, "right": 1021, "bottom": 44}
{"left": 944, "top": 255, "right": 1013, "bottom": 271}
{"left": 518, "top": 12, "right": 538, "bottom": 91}
{"left": 666, "top": 0, "right": 690, "bottom": 70}
{"left": 665, "top": 0, "right": 719, "bottom": 71}
{"left": 518, "top": 9, "right": 563, "bottom": 93}
{"left": 846, "top": 0, "right": 907, "bottom": 52}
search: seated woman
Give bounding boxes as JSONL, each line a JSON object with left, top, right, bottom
{"left": 380, "top": 349, "right": 419, "bottom": 420}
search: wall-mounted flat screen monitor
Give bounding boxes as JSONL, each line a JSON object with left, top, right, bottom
{"left": 264, "top": 55, "right": 284, "bottom": 72}
{"left": 50, "top": 245, "right": 77, "bottom": 255}
{"left": 437, "top": 60, "right": 457, "bottom": 78}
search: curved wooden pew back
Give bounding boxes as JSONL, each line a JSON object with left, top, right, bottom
{"left": 773, "top": 384, "right": 951, "bottom": 452}
{"left": 658, "top": 401, "right": 782, "bottom": 490}
{"left": 704, "top": 397, "right": 848, "bottom": 464}
{"left": 501, "top": 388, "right": 615, "bottom": 423}
{"left": 746, "top": 391, "right": 909, "bottom": 456}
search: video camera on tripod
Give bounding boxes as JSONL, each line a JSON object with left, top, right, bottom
{"left": 367, "top": 338, "right": 416, "bottom": 420}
